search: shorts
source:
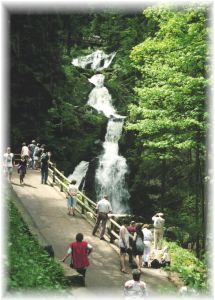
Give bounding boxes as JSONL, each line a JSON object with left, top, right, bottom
{"left": 133, "top": 249, "right": 144, "bottom": 256}
{"left": 120, "top": 247, "right": 127, "bottom": 254}
{"left": 4, "top": 167, "right": 13, "bottom": 174}
{"left": 67, "top": 196, "right": 76, "bottom": 208}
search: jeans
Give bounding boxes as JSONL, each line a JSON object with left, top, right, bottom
{"left": 41, "top": 167, "right": 48, "bottom": 184}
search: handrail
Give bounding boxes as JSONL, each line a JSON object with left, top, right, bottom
{"left": 47, "top": 160, "right": 130, "bottom": 244}
{"left": 13, "top": 154, "right": 129, "bottom": 245}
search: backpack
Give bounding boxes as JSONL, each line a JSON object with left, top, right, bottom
{"left": 41, "top": 153, "right": 49, "bottom": 163}
{"left": 135, "top": 236, "right": 144, "bottom": 252}
{"left": 151, "top": 259, "right": 161, "bottom": 269}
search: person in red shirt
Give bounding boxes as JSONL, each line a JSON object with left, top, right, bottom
{"left": 60, "top": 233, "right": 92, "bottom": 280}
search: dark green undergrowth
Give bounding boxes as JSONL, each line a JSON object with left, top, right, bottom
{"left": 7, "top": 196, "right": 71, "bottom": 291}
{"left": 164, "top": 242, "right": 209, "bottom": 292}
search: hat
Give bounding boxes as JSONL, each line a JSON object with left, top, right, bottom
{"left": 132, "top": 269, "right": 141, "bottom": 276}
{"left": 143, "top": 224, "right": 149, "bottom": 228}
{"left": 131, "top": 221, "right": 136, "bottom": 225}
{"left": 32, "top": 140, "right": 36, "bottom": 143}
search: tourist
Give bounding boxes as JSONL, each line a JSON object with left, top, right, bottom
{"left": 142, "top": 224, "right": 153, "bottom": 268}
{"left": 3, "top": 147, "right": 15, "bottom": 182}
{"left": 152, "top": 212, "right": 165, "bottom": 250}
{"left": 28, "top": 140, "right": 36, "bottom": 169}
{"left": 132, "top": 223, "right": 144, "bottom": 270}
{"left": 33, "top": 143, "right": 41, "bottom": 170}
{"left": 161, "top": 246, "right": 171, "bottom": 267}
{"left": 124, "top": 269, "right": 148, "bottom": 298}
{"left": 40, "top": 146, "right": 50, "bottom": 184}
{"left": 119, "top": 219, "right": 130, "bottom": 273}
{"left": 67, "top": 179, "right": 78, "bottom": 216}
{"left": 60, "top": 233, "right": 92, "bottom": 283}
{"left": 127, "top": 221, "right": 136, "bottom": 264}
{"left": 17, "top": 156, "right": 27, "bottom": 185}
{"left": 92, "top": 195, "right": 112, "bottom": 240}
{"left": 21, "top": 142, "right": 29, "bottom": 160}
{"left": 127, "top": 220, "right": 136, "bottom": 234}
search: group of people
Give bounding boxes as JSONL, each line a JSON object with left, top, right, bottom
{"left": 60, "top": 231, "right": 148, "bottom": 296}
{"left": 61, "top": 191, "right": 170, "bottom": 296}
{"left": 4, "top": 144, "right": 169, "bottom": 296}
{"left": 3, "top": 141, "right": 51, "bottom": 185}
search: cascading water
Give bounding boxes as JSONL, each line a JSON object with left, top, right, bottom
{"left": 72, "top": 50, "right": 130, "bottom": 213}
{"left": 72, "top": 50, "right": 116, "bottom": 71}
{"left": 68, "top": 161, "right": 89, "bottom": 190}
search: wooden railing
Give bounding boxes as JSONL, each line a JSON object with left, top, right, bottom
{"left": 13, "top": 154, "right": 130, "bottom": 244}
{"left": 48, "top": 161, "right": 130, "bottom": 244}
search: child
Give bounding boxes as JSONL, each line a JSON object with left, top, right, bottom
{"left": 161, "top": 246, "right": 171, "bottom": 267}
{"left": 18, "top": 156, "right": 27, "bottom": 185}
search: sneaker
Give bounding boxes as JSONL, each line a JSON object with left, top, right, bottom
{"left": 100, "top": 237, "right": 105, "bottom": 240}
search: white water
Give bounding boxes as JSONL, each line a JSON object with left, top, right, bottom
{"left": 68, "top": 161, "right": 89, "bottom": 190}
{"left": 95, "top": 119, "right": 130, "bottom": 213}
{"left": 72, "top": 50, "right": 116, "bottom": 71}
{"left": 72, "top": 50, "right": 130, "bottom": 213}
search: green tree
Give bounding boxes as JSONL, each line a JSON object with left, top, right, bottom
{"left": 126, "top": 5, "right": 209, "bottom": 256}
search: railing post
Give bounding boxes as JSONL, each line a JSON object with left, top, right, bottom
{"left": 52, "top": 163, "right": 56, "bottom": 183}
{"left": 109, "top": 220, "right": 115, "bottom": 244}
{"left": 60, "top": 171, "right": 64, "bottom": 192}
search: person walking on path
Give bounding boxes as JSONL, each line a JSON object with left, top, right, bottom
{"left": 119, "top": 219, "right": 130, "bottom": 273}
{"left": 40, "top": 146, "right": 50, "bottom": 184}
{"left": 21, "top": 142, "right": 29, "bottom": 161}
{"left": 124, "top": 269, "right": 148, "bottom": 298}
{"left": 28, "top": 140, "right": 36, "bottom": 169}
{"left": 92, "top": 195, "right": 112, "bottom": 240}
{"left": 3, "top": 147, "right": 15, "bottom": 182}
{"left": 142, "top": 224, "right": 153, "bottom": 268}
{"left": 132, "top": 223, "right": 144, "bottom": 270}
{"left": 152, "top": 213, "right": 165, "bottom": 250}
{"left": 67, "top": 179, "right": 78, "bottom": 216}
{"left": 33, "top": 143, "right": 40, "bottom": 170}
{"left": 60, "top": 233, "right": 92, "bottom": 283}
{"left": 17, "top": 156, "right": 27, "bottom": 185}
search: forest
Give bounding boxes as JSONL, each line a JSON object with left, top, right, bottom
{"left": 10, "top": 4, "right": 210, "bottom": 258}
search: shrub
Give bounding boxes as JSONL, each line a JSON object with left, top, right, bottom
{"left": 7, "top": 197, "right": 70, "bottom": 291}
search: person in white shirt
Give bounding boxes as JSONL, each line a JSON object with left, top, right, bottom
{"left": 21, "top": 142, "right": 29, "bottom": 159}
{"left": 92, "top": 195, "right": 112, "bottom": 240}
{"left": 142, "top": 224, "right": 153, "bottom": 267}
{"left": 124, "top": 269, "right": 148, "bottom": 298}
{"left": 67, "top": 179, "right": 78, "bottom": 216}
{"left": 3, "top": 147, "right": 15, "bottom": 181}
{"left": 152, "top": 213, "right": 165, "bottom": 250}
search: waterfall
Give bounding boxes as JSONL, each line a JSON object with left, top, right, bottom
{"left": 72, "top": 50, "right": 130, "bottom": 213}
{"left": 68, "top": 161, "right": 89, "bottom": 190}
{"left": 72, "top": 50, "right": 116, "bottom": 71}
{"left": 95, "top": 118, "right": 130, "bottom": 213}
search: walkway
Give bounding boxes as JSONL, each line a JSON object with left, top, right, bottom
{"left": 10, "top": 168, "right": 176, "bottom": 297}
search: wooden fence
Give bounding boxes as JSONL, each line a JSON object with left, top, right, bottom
{"left": 14, "top": 154, "right": 131, "bottom": 244}
{"left": 47, "top": 161, "right": 130, "bottom": 244}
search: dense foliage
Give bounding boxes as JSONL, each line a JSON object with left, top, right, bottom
{"left": 165, "top": 242, "right": 208, "bottom": 291}
{"left": 7, "top": 197, "right": 70, "bottom": 291}
{"left": 9, "top": 5, "right": 210, "bottom": 257}
{"left": 125, "top": 5, "right": 209, "bottom": 256}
